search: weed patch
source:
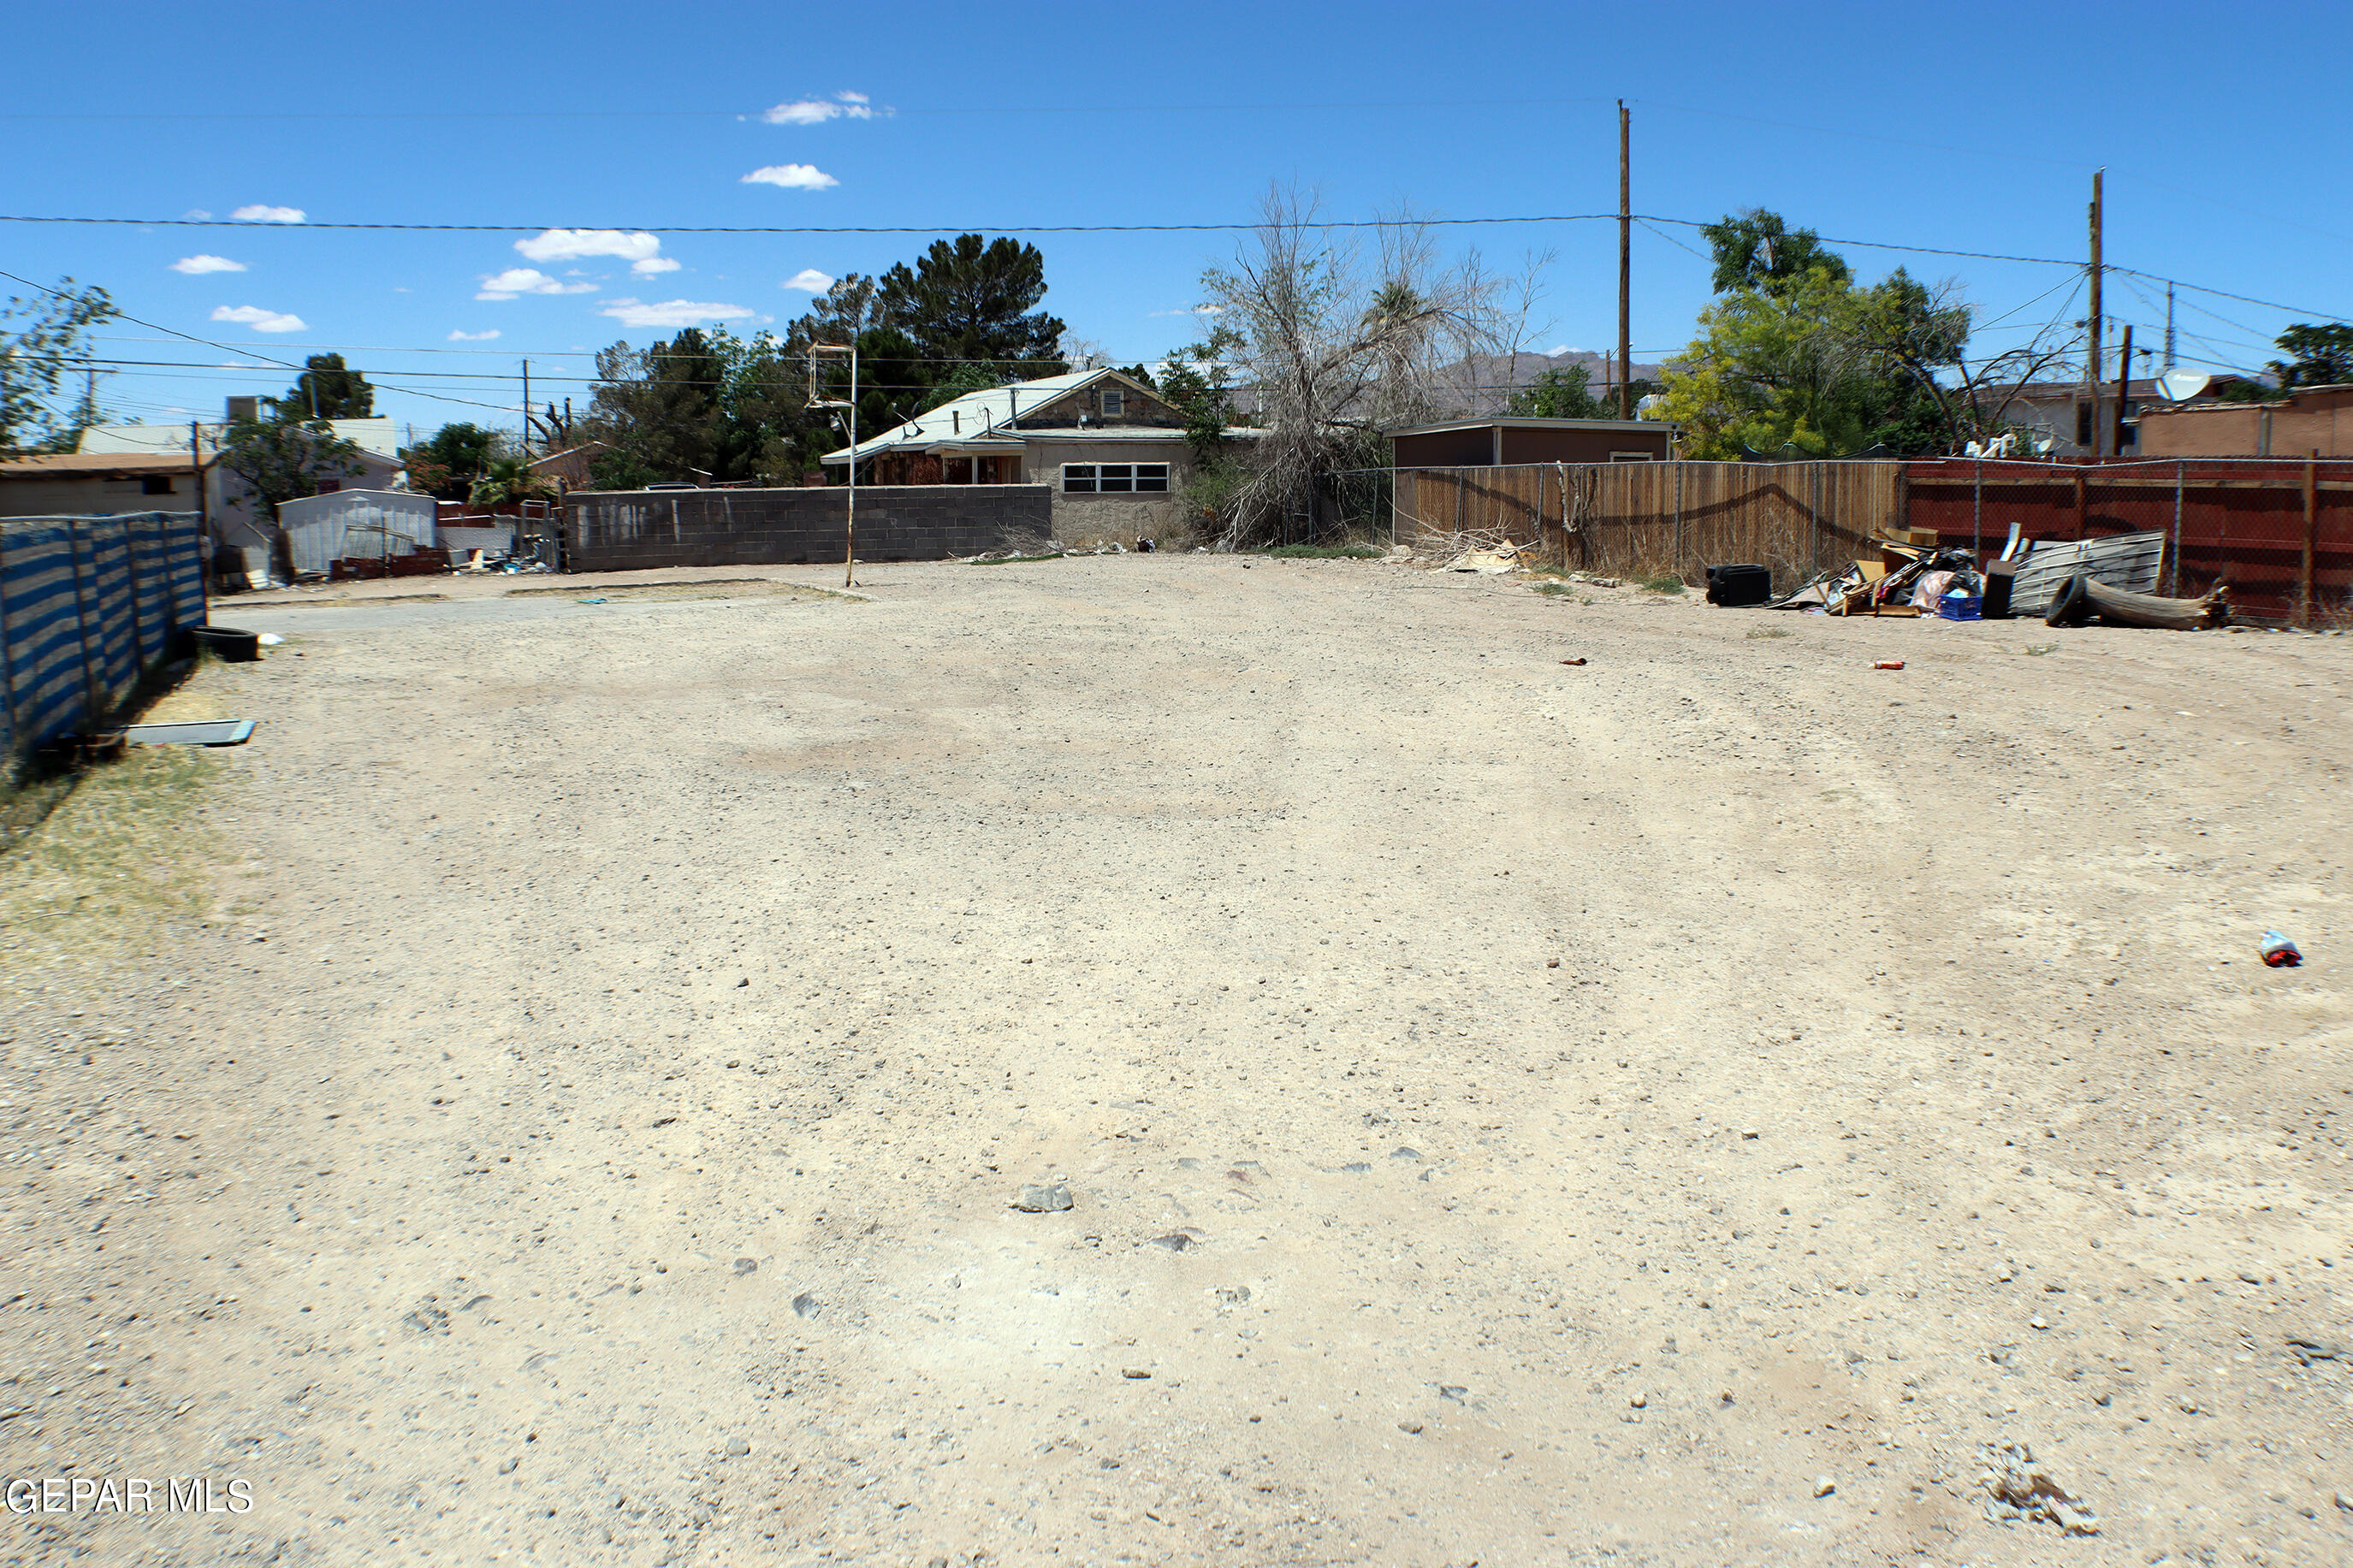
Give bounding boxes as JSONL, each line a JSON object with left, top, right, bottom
{"left": 1745, "top": 625, "right": 1792, "bottom": 639}
{"left": 1, "top": 747, "right": 223, "bottom": 993}
{"left": 1259, "top": 544, "right": 1384, "bottom": 560}
{"left": 1638, "top": 573, "right": 1687, "bottom": 595}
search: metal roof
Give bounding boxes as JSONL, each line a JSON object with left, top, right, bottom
{"left": 76, "top": 417, "right": 404, "bottom": 459}
{"left": 0, "top": 450, "right": 200, "bottom": 477}
{"left": 819, "top": 369, "right": 1113, "bottom": 463}
{"left": 1387, "top": 416, "right": 1675, "bottom": 437}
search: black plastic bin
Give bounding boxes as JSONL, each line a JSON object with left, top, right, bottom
{"left": 1705, "top": 563, "right": 1773, "bottom": 606}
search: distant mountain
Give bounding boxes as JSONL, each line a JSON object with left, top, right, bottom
{"left": 1434, "top": 351, "right": 1670, "bottom": 415}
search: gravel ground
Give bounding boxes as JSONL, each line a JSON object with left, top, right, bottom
{"left": 3, "top": 553, "right": 2349, "bottom": 1566}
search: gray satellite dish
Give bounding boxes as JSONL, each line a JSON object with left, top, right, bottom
{"left": 2158, "top": 370, "right": 2210, "bottom": 401}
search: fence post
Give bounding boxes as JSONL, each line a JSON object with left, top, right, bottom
{"left": 1972, "top": 459, "right": 1983, "bottom": 558}
{"left": 0, "top": 524, "right": 18, "bottom": 755}
{"left": 1673, "top": 461, "right": 1685, "bottom": 579}
{"left": 68, "top": 520, "right": 104, "bottom": 730}
{"left": 2302, "top": 453, "right": 2319, "bottom": 627}
{"left": 2169, "top": 462, "right": 2183, "bottom": 598}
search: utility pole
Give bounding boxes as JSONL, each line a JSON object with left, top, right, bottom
{"left": 1617, "top": 99, "right": 1633, "bottom": 420}
{"left": 520, "top": 358, "right": 531, "bottom": 459}
{"left": 2113, "top": 323, "right": 2134, "bottom": 457}
{"left": 2086, "top": 169, "right": 2104, "bottom": 457}
{"left": 2163, "top": 282, "right": 2177, "bottom": 374}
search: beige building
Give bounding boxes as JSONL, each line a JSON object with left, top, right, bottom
{"left": 0, "top": 450, "right": 204, "bottom": 516}
{"left": 820, "top": 367, "right": 1256, "bottom": 541}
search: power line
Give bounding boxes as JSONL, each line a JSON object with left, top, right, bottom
{"left": 0, "top": 95, "right": 1620, "bottom": 124}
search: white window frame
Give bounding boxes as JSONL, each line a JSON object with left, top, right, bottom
{"left": 1608, "top": 450, "right": 1657, "bottom": 462}
{"left": 1062, "top": 462, "right": 1170, "bottom": 494}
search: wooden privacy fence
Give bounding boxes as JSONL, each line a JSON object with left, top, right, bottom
{"left": 1393, "top": 457, "right": 2353, "bottom": 624}
{"left": 1394, "top": 461, "right": 1902, "bottom": 586}
{"left": 0, "top": 512, "right": 208, "bottom": 762}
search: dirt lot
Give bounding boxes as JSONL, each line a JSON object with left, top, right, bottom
{"left": 3, "top": 554, "right": 2349, "bottom": 1566}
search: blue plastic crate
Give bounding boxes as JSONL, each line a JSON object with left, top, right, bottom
{"left": 1937, "top": 593, "right": 1983, "bottom": 622}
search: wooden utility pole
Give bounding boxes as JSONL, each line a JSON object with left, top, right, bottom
{"left": 1617, "top": 100, "right": 1633, "bottom": 420}
{"left": 2113, "top": 324, "right": 2133, "bottom": 458}
{"left": 2086, "top": 170, "right": 2104, "bottom": 457}
{"left": 520, "top": 358, "right": 531, "bottom": 459}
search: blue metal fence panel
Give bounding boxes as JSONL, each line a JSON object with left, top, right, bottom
{"left": 1, "top": 512, "right": 205, "bottom": 761}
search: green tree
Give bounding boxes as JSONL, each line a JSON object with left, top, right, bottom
{"left": 467, "top": 457, "right": 554, "bottom": 509}
{"left": 402, "top": 422, "right": 505, "bottom": 500}
{"left": 1156, "top": 324, "right": 1244, "bottom": 464}
{"left": 1507, "top": 363, "right": 1608, "bottom": 419}
{"left": 1701, "top": 210, "right": 1852, "bottom": 296}
{"left": 874, "top": 234, "right": 1067, "bottom": 376}
{"left": 0, "top": 276, "right": 117, "bottom": 453}
{"left": 270, "top": 353, "right": 374, "bottom": 422}
{"left": 216, "top": 417, "right": 365, "bottom": 521}
{"left": 2221, "top": 322, "right": 2353, "bottom": 399}
{"left": 1653, "top": 259, "right": 1972, "bottom": 459}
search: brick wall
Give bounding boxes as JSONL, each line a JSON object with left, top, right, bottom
{"left": 565, "top": 485, "right": 1052, "bottom": 571}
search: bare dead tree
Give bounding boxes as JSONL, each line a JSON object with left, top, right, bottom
{"left": 1200, "top": 186, "right": 1540, "bottom": 547}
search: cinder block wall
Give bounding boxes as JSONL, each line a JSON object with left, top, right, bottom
{"left": 565, "top": 485, "right": 1052, "bottom": 571}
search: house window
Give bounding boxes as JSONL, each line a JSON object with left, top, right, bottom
{"left": 1062, "top": 463, "right": 1170, "bottom": 494}
{"left": 1608, "top": 451, "right": 1656, "bottom": 462}
{"left": 142, "top": 475, "right": 175, "bottom": 495}
{"left": 1100, "top": 388, "right": 1124, "bottom": 418}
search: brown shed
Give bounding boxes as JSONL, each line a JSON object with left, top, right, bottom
{"left": 1389, "top": 417, "right": 1676, "bottom": 470}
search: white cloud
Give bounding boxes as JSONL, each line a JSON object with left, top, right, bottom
{"left": 211, "top": 305, "right": 307, "bottom": 333}
{"left": 182, "top": 209, "right": 213, "bottom": 221}
{"left": 599, "top": 298, "right": 756, "bottom": 329}
{"left": 170, "top": 254, "right": 246, "bottom": 275}
{"left": 230, "top": 204, "right": 305, "bottom": 223}
{"left": 782, "top": 268, "right": 835, "bottom": 292}
{"left": 448, "top": 328, "right": 501, "bottom": 341}
{"left": 477, "top": 268, "right": 598, "bottom": 301}
{"left": 1150, "top": 303, "right": 1224, "bottom": 317}
{"left": 762, "top": 91, "right": 875, "bottom": 125}
{"left": 742, "top": 163, "right": 838, "bottom": 191}
{"left": 515, "top": 228, "right": 663, "bottom": 264}
{"left": 631, "top": 257, "right": 682, "bottom": 275}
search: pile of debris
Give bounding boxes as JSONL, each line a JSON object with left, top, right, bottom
{"left": 1746, "top": 524, "right": 2226, "bottom": 630}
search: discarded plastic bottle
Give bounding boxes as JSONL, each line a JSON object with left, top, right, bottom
{"left": 2260, "top": 931, "right": 2303, "bottom": 967}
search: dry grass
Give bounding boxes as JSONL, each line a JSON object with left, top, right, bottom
{"left": 0, "top": 747, "right": 224, "bottom": 995}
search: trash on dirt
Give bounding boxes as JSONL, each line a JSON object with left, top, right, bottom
{"left": 1560, "top": 657, "right": 1587, "bottom": 666}
{"left": 123, "top": 719, "right": 256, "bottom": 748}
{"left": 1448, "top": 545, "right": 1524, "bottom": 574}
{"left": 2260, "top": 931, "right": 2303, "bottom": 968}
{"left": 257, "top": 632, "right": 285, "bottom": 648}
{"left": 1704, "top": 563, "right": 1773, "bottom": 606}
{"left": 1135, "top": 537, "right": 1155, "bottom": 553}
{"left": 2044, "top": 574, "right": 2229, "bottom": 630}
{"left": 1012, "top": 1182, "right": 1073, "bottom": 1213}
{"left": 1873, "top": 660, "right": 1905, "bottom": 671}
{"left": 2288, "top": 1335, "right": 2341, "bottom": 1364}
{"left": 575, "top": 597, "right": 608, "bottom": 605}
{"left": 193, "top": 626, "right": 262, "bottom": 662}
{"left": 1980, "top": 1441, "right": 2098, "bottom": 1535}
{"left": 2007, "top": 530, "right": 2164, "bottom": 618}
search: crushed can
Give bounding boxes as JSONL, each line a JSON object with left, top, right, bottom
{"left": 2260, "top": 931, "right": 2303, "bottom": 968}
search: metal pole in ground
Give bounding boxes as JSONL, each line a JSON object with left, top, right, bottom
{"left": 2170, "top": 461, "right": 2183, "bottom": 597}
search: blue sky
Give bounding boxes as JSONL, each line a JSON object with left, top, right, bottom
{"left": 9, "top": 1, "right": 2348, "bottom": 442}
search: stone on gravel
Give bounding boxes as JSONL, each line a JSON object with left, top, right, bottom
{"left": 791, "top": 1293, "right": 821, "bottom": 1319}
{"left": 1013, "top": 1182, "right": 1073, "bottom": 1212}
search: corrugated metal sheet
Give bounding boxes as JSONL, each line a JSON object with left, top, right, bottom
{"left": 279, "top": 489, "right": 438, "bottom": 577}
{"left": 1, "top": 512, "right": 205, "bottom": 759}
